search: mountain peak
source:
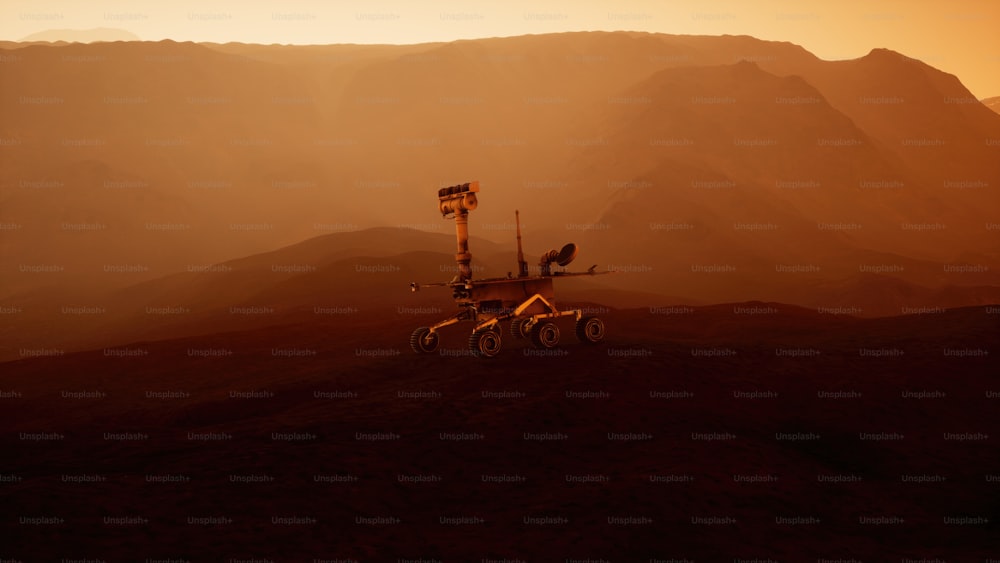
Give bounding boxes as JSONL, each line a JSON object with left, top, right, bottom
{"left": 861, "top": 47, "right": 919, "bottom": 64}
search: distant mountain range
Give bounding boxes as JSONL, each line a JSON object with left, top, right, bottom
{"left": 1, "top": 31, "right": 997, "bottom": 358}
{"left": 16, "top": 27, "right": 141, "bottom": 43}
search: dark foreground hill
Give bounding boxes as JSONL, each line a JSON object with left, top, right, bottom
{"left": 1, "top": 303, "right": 997, "bottom": 559}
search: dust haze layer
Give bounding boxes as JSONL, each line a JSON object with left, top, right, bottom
{"left": 1, "top": 31, "right": 999, "bottom": 359}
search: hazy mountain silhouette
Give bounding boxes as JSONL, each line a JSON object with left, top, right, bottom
{"left": 17, "top": 28, "right": 141, "bottom": 43}
{"left": 1, "top": 31, "right": 997, "bottom": 341}
{"left": 0, "top": 228, "right": 504, "bottom": 360}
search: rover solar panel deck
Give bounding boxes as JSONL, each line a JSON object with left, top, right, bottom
{"left": 408, "top": 181, "right": 608, "bottom": 358}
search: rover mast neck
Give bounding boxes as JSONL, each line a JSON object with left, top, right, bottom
{"left": 437, "top": 182, "right": 479, "bottom": 282}
{"left": 454, "top": 209, "right": 472, "bottom": 281}
{"left": 515, "top": 210, "right": 528, "bottom": 278}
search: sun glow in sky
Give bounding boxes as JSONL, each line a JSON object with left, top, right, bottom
{"left": 2, "top": 0, "right": 998, "bottom": 98}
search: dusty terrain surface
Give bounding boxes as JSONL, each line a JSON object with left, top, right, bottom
{"left": 2, "top": 303, "right": 997, "bottom": 560}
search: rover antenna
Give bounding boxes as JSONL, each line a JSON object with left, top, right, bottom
{"left": 515, "top": 210, "right": 528, "bottom": 278}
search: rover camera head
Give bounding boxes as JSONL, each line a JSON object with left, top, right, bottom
{"left": 438, "top": 181, "right": 479, "bottom": 217}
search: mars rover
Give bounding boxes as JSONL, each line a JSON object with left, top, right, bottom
{"left": 408, "top": 181, "right": 608, "bottom": 358}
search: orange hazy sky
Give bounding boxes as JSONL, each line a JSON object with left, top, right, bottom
{"left": 3, "top": 0, "right": 999, "bottom": 98}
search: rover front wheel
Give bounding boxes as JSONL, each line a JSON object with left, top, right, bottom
{"left": 575, "top": 316, "right": 606, "bottom": 345}
{"left": 510, "top": 319, "right": 529, "bottom": 339}
{"left": 530, "top": 321, "right": 560, "bottom": 349}
{"left": 410, "top": 327, "right": 439, "bottom": 354}
{"left": 469, "top": 329, "right": 502, "bottom": 358}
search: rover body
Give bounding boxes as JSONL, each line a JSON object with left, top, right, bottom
{"left": 409, "top": 181, "right": 608, "bottom": 357}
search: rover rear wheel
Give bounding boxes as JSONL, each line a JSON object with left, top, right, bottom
{"left": 409, "top": 327, "right": 439, "bottom": 354}
{"left": 469, "top": 329, "right": 502, "bottom": 358}
{"left": 530, "top": 321, "right": 560, "bottom": 349}
{"left": 575, "top": 316, "right": 606, "bottom": 345}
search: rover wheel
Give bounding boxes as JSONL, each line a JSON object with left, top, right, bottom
{"left": 510, "top": 318, "right": 529, "bottom": 339}
{"left": 469, "top": 329, "right": 502, "bottom": 358}
{"left": 409, "top": 327, "right": 439, "bottom": 354}
{"left": 575, "top": 316, "right": 606, "bottom": 345}
{"left": 530, "top": 321, "right": 560, "bottom": 349}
